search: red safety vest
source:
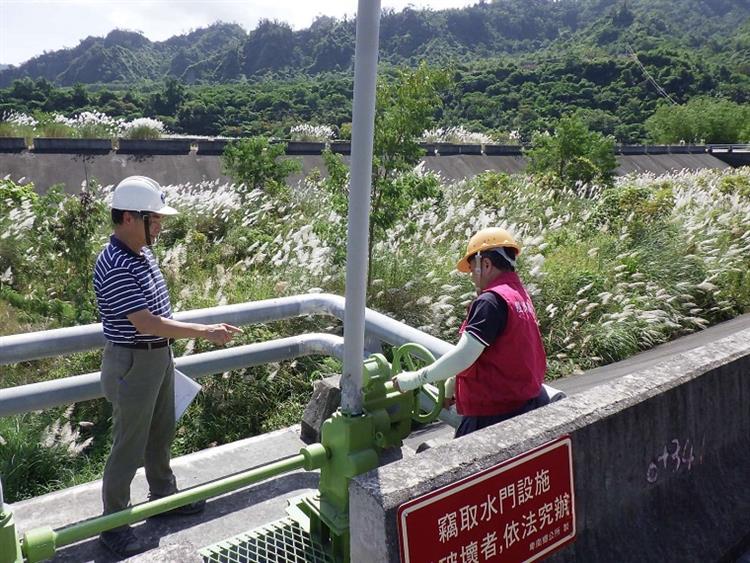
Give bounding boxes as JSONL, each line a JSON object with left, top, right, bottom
{"left": 455, "top": 271, "right": 547, "bottom": 416}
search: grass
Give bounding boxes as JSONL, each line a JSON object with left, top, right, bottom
{"left": 1, "top": 166, "right": 749, "bottom": 501}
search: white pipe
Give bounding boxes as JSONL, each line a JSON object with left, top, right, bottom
{"left": 0, "top": 334, "right": 344, "bottom": 417}
{"left": 342, "top": 0, "right": 381, "bottom": 415}
{"left": 0, "top": 294, "right": 451, "bottom": 365}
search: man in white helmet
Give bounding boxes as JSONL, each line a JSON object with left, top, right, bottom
{"left": 394, "top": 227, "right": 558, "bottom": 438}
{"left": 94, "top": 176, "right": 242, "bottom": 558}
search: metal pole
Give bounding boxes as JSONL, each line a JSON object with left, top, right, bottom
{"left": 22, "top": 450, "right": 326, "bottom": 562}
{"left": 342, "top": 0, "right": 381, "bottom": 415}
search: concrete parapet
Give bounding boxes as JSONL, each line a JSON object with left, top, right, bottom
{"left": 285, "top": 141, "right": 325, "bottom": 155}
{"left": 419, "top": 143, "right": 437, "bottom": 156}
{"left": 711, "top": 150, "right": 750, "bottom": 168}
{"left": 646, "top": 145, "right": 670, "bottom": 155}
{"left": 330, "top": 141, "right": 351, "bottom": 155}
{"left": 196, "top": 140, "right": 230, "bottom": 155}
{"left": 617, "top": 145, "right": 648, "bottom": 155}
{"left": 484, "top": 144, "right": 523, "bottom": 156}
{"left": 458, "top": 144, "right": 483, "bottom": 155}
{"left": 32, "top": 137, "right": 112, "bottom": 154}
{"left": 0, "top": 137, "right": 28, "bottom": 153}
{"left": 350, "top": 326, "right": 750, "bottom": 561}
{"left": 116, "top": 139, "right": 191, "bottom": 155}
{"left": 434, "top": 143, "right": 461, "bottom": 155}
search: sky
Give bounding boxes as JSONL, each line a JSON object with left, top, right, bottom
{"left": 0, "top": 0, "right": 479, "bottom": 66}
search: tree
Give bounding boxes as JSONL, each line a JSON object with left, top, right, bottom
{"left": 645, "top": 97, "right": 750, "bottom": 144}
{"left": 71, "top": 83, "right": 89, "bottom": 107}
{"left": 149, "top": 77, "right": 186, "bottom": 116}
{"left": 221, "top": 137, "right": 302, "bottom": 201}
{"left": 321, "top": 63, "right": 450, "bottom": 285}
{"left": 527, "top": 114, "right": 617, "bottom": 188}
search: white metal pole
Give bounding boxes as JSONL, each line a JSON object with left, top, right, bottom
{"left": 341, "top": 0, "right": 381, "bottom": 415}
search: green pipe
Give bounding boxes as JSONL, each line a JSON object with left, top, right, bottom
{"left": 23, "top": 445, "right": 327, "bottom": 562}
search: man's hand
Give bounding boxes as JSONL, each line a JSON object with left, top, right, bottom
{"left": 204, "top": 323, "right": 243, "bottom": 345}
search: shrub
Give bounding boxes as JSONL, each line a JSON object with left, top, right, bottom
{"left": 120, "top": 117, "right": 165, "bottom": 139}
{"left": 222, "top": 137, "right": 302, "bottom": 200}
{"left": 289, "top": 123, "right": 335, "bottom": 142}
{"left": 527, "top": 114, "right": 617, "bottom": 188}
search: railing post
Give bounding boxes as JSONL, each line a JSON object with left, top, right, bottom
{"left": 0, "top": 478, "right": 24, "bottom": 563}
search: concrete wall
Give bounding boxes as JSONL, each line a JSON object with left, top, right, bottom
{"left": 0, "top": 139, "right": 738, "bottom": 193}
{"left": 349, "top": 326, "right": 750, "bottom": 561}
{"left": 0, "top": 151, "right": 731, "bottom": 193}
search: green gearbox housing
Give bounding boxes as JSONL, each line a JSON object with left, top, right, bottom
{"left": 291, "top": 342, "right": 446, "bottom": 562}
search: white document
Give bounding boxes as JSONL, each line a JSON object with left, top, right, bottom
{"left": 174, "top": 369, "right": 202, "bottom": 421}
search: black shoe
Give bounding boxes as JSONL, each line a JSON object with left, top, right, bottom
{"left": 99, "top": 527, "right": 145, "bottom": 558}
{"left": 148, "top": 492, "right": 205, "bottom": 518}
{"left": 415, "top": 441, "right": 433, "bottom": 453}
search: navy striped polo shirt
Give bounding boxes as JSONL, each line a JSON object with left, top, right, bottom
{"left": 93, "top": 235, "right": 173, "bottom": 343}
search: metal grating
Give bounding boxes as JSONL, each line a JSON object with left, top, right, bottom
{"left": 199, "top": 517, "right": 334, "bottom": 563}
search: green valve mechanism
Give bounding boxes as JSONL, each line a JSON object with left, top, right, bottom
{"left": 291, "top": 342, "right": 444, "bottom": 562}
{"left": 0, "top": 501, "right": 24, "bottom": 563}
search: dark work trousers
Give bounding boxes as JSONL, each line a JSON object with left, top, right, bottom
{"left": 100, "top": 342, "right": 177, "bottom": 518}
{"left": 455, "top": 386, "right": 551, "bottom": 438}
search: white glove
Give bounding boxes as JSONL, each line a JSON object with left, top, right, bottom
{"left": 394, "top": 368, "right": 428, "bottom": 392}
{"left": 392, "top": 333, "right": 484, "bottom": 393}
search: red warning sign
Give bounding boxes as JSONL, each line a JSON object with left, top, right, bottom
{"left": 398, "top": 436, "right": 575, "bottom": 563}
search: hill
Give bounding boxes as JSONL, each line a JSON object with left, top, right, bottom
{"left": 1, "top": 0, "right": 749, "bottom": 142}
{"left": 0, "top": 23, "right": 246, "bottom": 87}
{"left": 1, "top": 0, "right": 749, "bottom": 87}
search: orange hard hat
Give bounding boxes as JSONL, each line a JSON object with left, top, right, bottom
{"left": 456, "top": 227, "right": 521, "bottom": 273}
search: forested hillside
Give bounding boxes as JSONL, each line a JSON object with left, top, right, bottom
{"left": 3, "top": 0, "right": 749, "bottom": 85}
{"left": 1, "top": 0, "right": 749, "bottom": 142}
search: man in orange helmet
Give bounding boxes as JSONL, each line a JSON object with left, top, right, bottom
{"left": 393, "top": 227, "right": 553, "bottom": 437}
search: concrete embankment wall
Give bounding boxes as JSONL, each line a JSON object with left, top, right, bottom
{"left": 349, "top": 325, "right": 750, "bottom": 561}
{"left": 0, "top": 141, "right": 736, "bottom": 193}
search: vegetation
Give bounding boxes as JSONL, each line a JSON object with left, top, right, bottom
{"left": 2, "top": 0, "right": 750, "bottom": 506}
{"left": 221, "top": 137, "right": 302, "bottom": 199}
{"left": 2, "top": 1, "right": 749, "bottom": 86}
{"left": 645, "top": 97, "right": 750, "bottom": 144}
{"left": 2, "top": 159, "right": 750, "bottom": 502}
{"left": 1, "top": 1, "right": 750, "bottom": 142}
{"left": 3, "top": 49, "right": 750, "bottom": 143}
{"left": 527, "top": 114, "right": 617, "bottom": 187}
{"left": 0, "top": 110, "right": 164, "bottom": 141}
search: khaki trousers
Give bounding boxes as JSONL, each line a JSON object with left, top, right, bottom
{"left": 100, "top": 341, "right": 177, "bottom": 515}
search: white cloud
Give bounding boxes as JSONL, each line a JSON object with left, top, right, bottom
{"left": 0, "top": 0, "right": 479, "bottom": 66}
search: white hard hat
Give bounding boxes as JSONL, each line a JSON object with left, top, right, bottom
{"left": 111, "top": 176, "right": 178, "bottom": 215}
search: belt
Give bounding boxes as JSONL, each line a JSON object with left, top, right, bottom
{"left": 113, "top": 339, "right": 173, "bottom": 350}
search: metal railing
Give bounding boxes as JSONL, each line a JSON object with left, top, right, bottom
{"left": 0, "top": 293, "right": 450, "bottom": 365}
{"left": 0, "top": 293, "right": 457, "bottom": 561}
{"left": 0, "top": 333, "right": 343, "bottom": 417}
{"left": 0, "top": 294, "right": 454, "bottom": 419}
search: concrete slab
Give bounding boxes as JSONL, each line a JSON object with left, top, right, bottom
{"left": 0, "top": 152, "right": 732, "bottom": 193}
{"left": 9, "top": 419, "right": 453, "bottom": 562}
{"left": 11, "top": 426, "right": 319, "bottom": 562}
{"left": 554, "top": 313, "right": 750, "bottom": 396}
